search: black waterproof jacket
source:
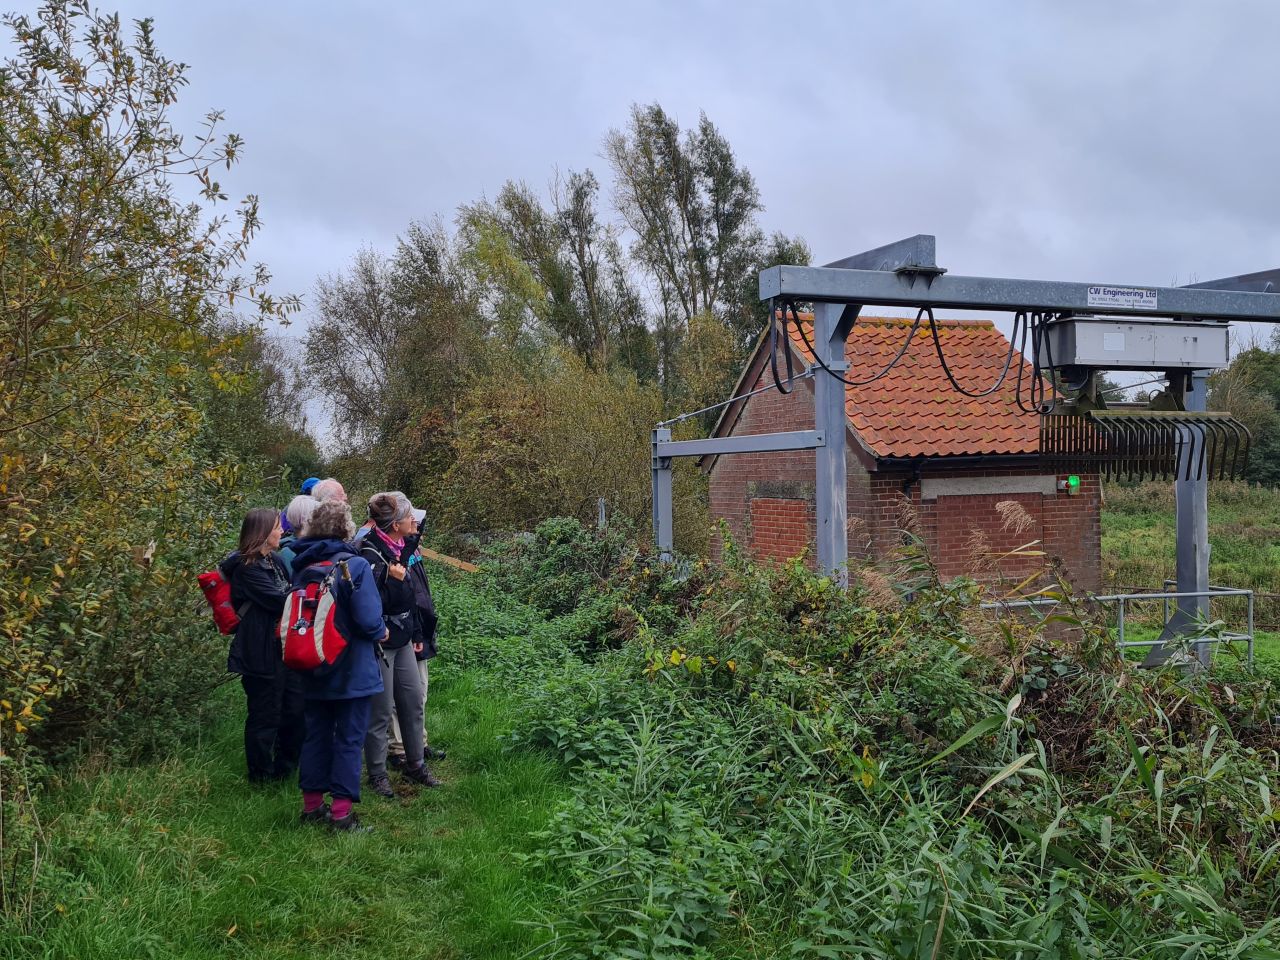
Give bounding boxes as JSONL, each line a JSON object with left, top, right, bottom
{"left": 358, "top": 531, "right": 417, "bottom": 650}
{"left": 221, "top": 550, "right": 292, "bottom": 678}
{"left": 399, "top": 532, "right": 438, "bottom": 661}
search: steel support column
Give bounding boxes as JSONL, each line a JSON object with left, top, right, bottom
{"left": 813, "top": 302, "right": 859, "bottom": 583}
{"left": 651, "top": 427, "right": 674, "bottom": 562}
{"left": 1146, "top": 370, "right": 1211, "bottom": 667}
{"left": 1178, "top": 371, "right": 1212, "bottom": 667}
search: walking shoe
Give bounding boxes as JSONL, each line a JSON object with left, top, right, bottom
{"left": 328, "top": 811, "right": 373, "bottom": 833}
{"left": 425, "top": 745, "right": 447, "bottom": 761}
{"left": 299, "top": 802, "right": 331, "bottom": 825}
{"left": 387, "top": 752, "right": 407, "bottom": 771}
{"left": 368, "top": 773, "right": 394, "bottom": 799}
{"left": 401, "top": 763, "right": 442, "bottom": 788}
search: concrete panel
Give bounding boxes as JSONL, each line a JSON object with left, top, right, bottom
{"left": 921, "top": 475, "right": 1058, "bottom": 501}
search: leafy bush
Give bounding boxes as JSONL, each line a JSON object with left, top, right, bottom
{"left": 481, "top": 517, "right": 634, "bottom": 619}
{"left": 0, "top": 3, "right": 301, "bottom": 924}
{"left": 457, "top": 524, "right": 1280, "bottom": 958}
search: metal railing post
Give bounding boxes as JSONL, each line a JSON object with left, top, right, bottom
{"left": 1118, "top": 597, "right": 1126, "bottom": 647}
{"left": 1248, "top": 592, "right": 1255, "bottom": 664}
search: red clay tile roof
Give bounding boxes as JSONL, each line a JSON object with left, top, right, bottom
{"left": 783, "top": 315, "right": 1040, "bottom": 459}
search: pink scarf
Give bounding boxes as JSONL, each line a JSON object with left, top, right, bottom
{"left": 374, "top": 525, "right": 405, "bottom": 556}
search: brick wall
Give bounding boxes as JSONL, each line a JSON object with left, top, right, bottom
{"left": 705, "top": 368, "right": 820, "bottom": 565}
{"left": 749, "top": 497, "right": 814, "bottom": 565}
{"left": 706, "top": 371, "right": 1102, "bottom": 592}
{"left": 1040, "top": 474, "right": 1103, "bottom": 591}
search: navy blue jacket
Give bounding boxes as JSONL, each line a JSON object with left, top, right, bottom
{"left": 288, "top": 537, "right": 386, "bottom": 701}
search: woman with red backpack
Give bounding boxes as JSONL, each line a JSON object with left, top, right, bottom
{"left": 220, "top": 508, "right": 303, "bottom": 784}
{"left": 289, "top": 499, "right": 387, "bottom": 832}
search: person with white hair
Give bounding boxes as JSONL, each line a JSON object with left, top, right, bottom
{"left": 278, "top": 495, "right": 319, "bottom": 573}
{"left": 311, "top": 478, "right": 347, "bottom": 504}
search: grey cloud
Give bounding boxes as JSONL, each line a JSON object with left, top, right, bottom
{"left": 7, "top": 0, "right": 1280, "bottom": 323}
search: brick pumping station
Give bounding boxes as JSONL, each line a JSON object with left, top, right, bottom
{"left": 651, "top": 234, "right": 1278, "bottom": 667}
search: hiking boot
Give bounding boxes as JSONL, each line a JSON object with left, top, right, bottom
{"left": 368, "top": 773, "right": 394, "bottom": 799}
{"left": 425, "top": 745, "right": 447, "bottom": 761}
{"left": 401, "top": 763, "right": 442, "bottom": 788}
{"left": 387, "top": 752, "right": 407, "bottom": 771}
{"left": 328, "top": 811, "right": 372, "bottom": 833}
{"left": 299, "top": 802, "right": 330, "bottom": 825}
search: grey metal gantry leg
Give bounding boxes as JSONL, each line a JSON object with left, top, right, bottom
{"left": 1145, "top": 370, "right": 1211, "bottom": 667}
{"left": 812, "top": 302, "right": 859, "bottom": 585}
{"left": 651, "top": 427, "right": 674, "bottom": 562}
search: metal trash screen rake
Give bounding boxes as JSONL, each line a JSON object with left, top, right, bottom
{"left": 1040, "top": 410, "right": 1251, "bottom": 481}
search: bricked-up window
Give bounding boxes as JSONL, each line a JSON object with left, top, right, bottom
{"left": 749, "top": 497, "right": 815, "bottom": 567}
{"left": 933, "top": 493, "right": 1044, "bottom": 583}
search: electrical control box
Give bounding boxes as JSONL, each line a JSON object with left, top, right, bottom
{"left": 1044, "top": 316, "right": 1230, "bottom": 371}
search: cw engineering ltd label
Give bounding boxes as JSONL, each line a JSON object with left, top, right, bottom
{"left": 1087, "top": 285, "right": 1158, "bottom": 311}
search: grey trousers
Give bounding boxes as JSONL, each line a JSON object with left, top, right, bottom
{"left": 389, "top": 658, "right": 429, "bottom": 756}
{"left": 364, "top": 642, "right": 424, "bottom": 778}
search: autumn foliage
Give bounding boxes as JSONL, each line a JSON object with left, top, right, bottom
{"left": 0, "top": 1, "right": 299, "bottom": 912}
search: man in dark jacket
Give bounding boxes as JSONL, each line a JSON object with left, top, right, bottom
{"left": 290, "top": 500, "right": 387, "bottom": 832}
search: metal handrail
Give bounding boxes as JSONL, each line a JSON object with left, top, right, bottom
{"left": 981, "top": 585, "right": 1255, "bottom": 664}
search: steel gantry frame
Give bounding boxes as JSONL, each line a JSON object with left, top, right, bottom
{"left": 651, "top": 234, "right": 1280, "bottom": 663}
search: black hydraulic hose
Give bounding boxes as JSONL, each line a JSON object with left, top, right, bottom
{"left": 768, "top": 296, "right": 795, "bottom": 395}
{"left": 770, "top": 299, "right": 1060, "bottom": 417}
{"left": 925, "top": 305, "right": 1020, "bottom": 398}
{"left": 1013, "top": 310, "right": 1058, "bottom": 414}
{"left": 791, "top": 301, "right": 926, "bottom": 387}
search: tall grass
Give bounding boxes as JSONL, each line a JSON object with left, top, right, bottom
{"left": 1105, "top": 481, "right": 1280, "bottom": 597}
{"left": 1, "top": 659, "right": 570, "bottom": 959}
{"left": 8, "top": 517, "right": 1280, "bottom": 959}
{"left": 475, "top": 519, "right": 1280, "bottom": 958}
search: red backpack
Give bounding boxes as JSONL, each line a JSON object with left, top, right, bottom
{"left": 198, "top": 567, "right": 249, "bottom": 635}
{"left": 279, "top": 557, "right": 354, "bottom": 675}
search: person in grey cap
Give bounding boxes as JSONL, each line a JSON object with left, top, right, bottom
{"left": 388, "top": 506, "right": 444, "bottom": 769}
{"left": 359, "top": 492, "right": 440, "bottom": 795}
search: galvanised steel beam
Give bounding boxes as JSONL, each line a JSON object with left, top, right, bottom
{"left": 1147, "top": 371, "right": 1212, "bottom": 668}
{"left": 1185, "top": 267, "right": 1280, "bottom": 294}
{"left": 824, "top": 234, "right": 939, "bottom": 272}
{"left": 655, "top": 429, "right": 825, "bottom": 459}
{"left": 760, "top": 266, "right": 1280, "bottom": 321}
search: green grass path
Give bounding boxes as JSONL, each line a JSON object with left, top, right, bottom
{"left": 5, "top": 667, "right": 568, "bottom": 960}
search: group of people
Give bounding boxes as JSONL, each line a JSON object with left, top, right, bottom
{"left": 220, "top": 476, "right": 442, "bottom": 832}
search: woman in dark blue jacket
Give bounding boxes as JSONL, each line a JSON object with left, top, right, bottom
{"left": 288, "top": 499, "right": 386, "bottom": 832}
{"left": 221, "top": 508, "right": 302, "bottom": 784}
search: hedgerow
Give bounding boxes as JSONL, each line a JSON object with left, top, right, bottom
{"left": 448, "top": 517, "right": 1280, "bottom": 958}
{"left": 0, "top": 3, "right": 300, "bottom": 923}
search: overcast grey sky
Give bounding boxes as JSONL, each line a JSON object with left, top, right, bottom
{"left": 11, "top": 0, "right": 1280, "bottom": 343}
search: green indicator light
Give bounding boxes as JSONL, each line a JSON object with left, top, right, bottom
{"left": 1067, "top": 475, "right": 1081, "bottom": 489}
